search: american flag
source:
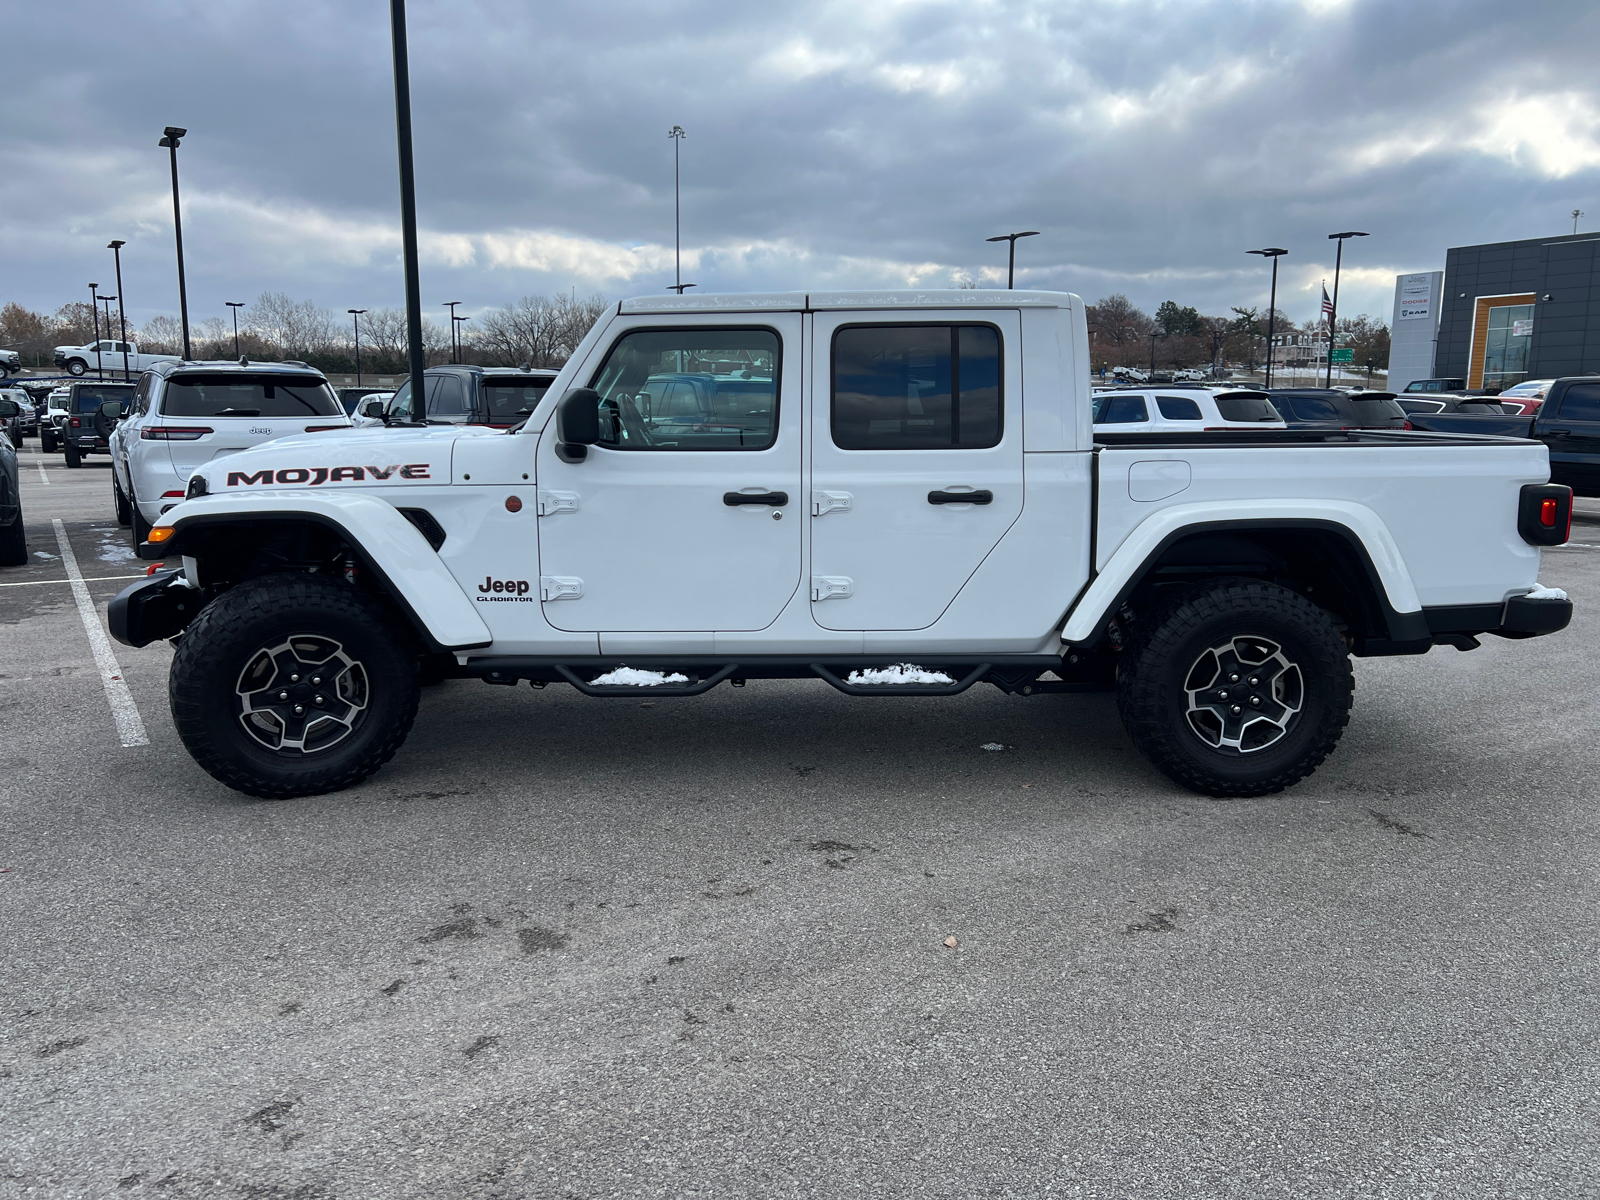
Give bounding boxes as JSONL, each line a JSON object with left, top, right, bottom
{"left": 1321, "top": 284, "right": 1334, "bottom": 318}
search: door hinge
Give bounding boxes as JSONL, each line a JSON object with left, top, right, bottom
{"left": 811, "top": 576, "right": 853, "bottom": 601}
{"left": 537, "top": 490, "right": 579, "bottom": 516}
{"left": 811, "top": 490, "right": 853, "bottom": 516}
{"left": 540, "top": 576, "right": 584, "bottom": 601}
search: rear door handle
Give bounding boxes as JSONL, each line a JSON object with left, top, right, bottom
{"left": 928, "top": 489, "right": 993, "bottom": 505}
{"left": 1547, "top": 430, "right": 1571, "bottom": 438}
{"left": 724, "top": 491, "right": 789, "bottom": 506}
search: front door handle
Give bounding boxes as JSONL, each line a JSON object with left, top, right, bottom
{"left": 724, "top": 490, "right": 789, "bottom": 506}
{"left": 928, "top": 489, "right": 993, "bottom": 505}
{"left": 1547, "top": 430, "right": 1571, "bottom": 438}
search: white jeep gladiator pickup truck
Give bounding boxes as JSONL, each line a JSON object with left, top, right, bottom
{"left": 108, "top": 290, "right": 1574, "bottom": 800}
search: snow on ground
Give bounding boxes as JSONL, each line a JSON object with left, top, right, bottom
{"left": 846, "top": 663, "right": 954, "bottom": 685}
{"left": 590, "top": 667, "right": 689, "bottom": 687}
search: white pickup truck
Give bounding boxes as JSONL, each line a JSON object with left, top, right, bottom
{"left": 54, "top": 339, "right": 180, "bottom": 378}
{"left": 108, "top": 290, "right": 1574, "bottom": 801}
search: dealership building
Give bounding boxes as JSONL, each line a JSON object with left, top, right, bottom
{"left": 1390, "top": 230, "right": 1600, "bottom": 393}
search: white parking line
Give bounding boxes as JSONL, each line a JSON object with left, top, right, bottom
{"left": 52, "top": 519, "right": 149, "bottom": 748}
{"left": 0, "top": 573, "right": 145, "bottom": 588}
{"left": 36, "top": 457, "right": 50, "bottom": 484}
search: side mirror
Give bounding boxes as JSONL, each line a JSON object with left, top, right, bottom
{"left": 0, "top": 398, "right": 16, "bottom": 418}
{"left": 361, "top": 399, "right": 386, "bottom": 418}
{"left": 101, "top": 400, "right": 123, "bottom": 421}
{"left": 555, "top": 387, "right": 601, "bottom": 463}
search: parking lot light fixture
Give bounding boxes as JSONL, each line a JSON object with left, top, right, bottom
{"left": 158, "top": 127, "right": 192, "bottom": 360}
{"left": 1148, "top": 329, "right": 1159, "bottom": 377}
{"left": 1248, "top": 248, "right": 1287, "bottom": 388}
{"left": 1325, "top": 232, "right": 1367, "bottom": 387}
{"left": 348, "top": 309, "right": 367, "bottom": 385}
{"left": 108, "top": 240, "right": 131, "bottom": 380}
{"left": 443, "top": 301, "right": 461, "bottom": 363}
{"left": 453, "top": 313, "right": 468, "bottom": 363}
{"left": 669, "top": 125, "right": 686, "bottom": 292}
{"left": 985, "top": 231, "right": 1040, "bottom": 289}
{"left": 99, "top": 296, "right": 118, "bottom": 376}
{"left": 667, "top": 282, "right": 696, "bottom": 294}
{"left": 226, "top": 301, "right": 246, "bottom": 359}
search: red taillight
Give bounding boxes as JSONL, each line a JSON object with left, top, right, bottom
{"left": 303, "top": 425, "right": 345, "bottom": 433}
{"left": 161, "top": 490, "right": 186, "bottom": 498}
{"left": 141, "top": 426, "right": 213, "bottom": 440}
{"left": 1403, "top": 420, "right": 1413, "bottom": 430}
{"left": 1540, "top": 498, "right": 1559, "bottom": 528}
{"left": 69, "top": 416, "right": 81, "bottom": 428}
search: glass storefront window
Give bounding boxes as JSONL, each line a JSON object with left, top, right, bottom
{"left": 1483, "top": 304, "right": 1534, "bottom": 389}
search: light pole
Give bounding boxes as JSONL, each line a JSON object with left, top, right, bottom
{"left": 389, "top": 0, "right": 426, "bottom": 421}
{"left": 89, "top": 283, "right": 104, "bottom": 379}
{"left": 108, "top": 240, "right": 131, "bottom": 380}
{"left": 1148, "top": 329, "right": 1160, "bottom": 377}
{"left": 668, "top": 282, "right": 697, "bottom": 294}
{"left": 158, "top": 126, "right": 192, "bottom": 360}
{"left": 443, "top": 301, "right": 461, "bottom": 363}
{"left": 453, "top": 313, "right": 468, "bottom": 363}
{"left": 348, "top": 309, "right": 367, "bottom": 385}
{"left": 226, "top": 302, "right": 246, "bottom": 358}
{"left": 1574, "top": 210, "right": 1585, "bottom": 235}
{"left": 985, "top": 231, "right": 1039, "bottom": 289}
{"left": 1247, "top": 248, "right": 1287, "bottom": 388}
{"left": 1325, "top": 231, "right": 1367, "bottom": 386}
{"left": 669, "top": 125, "right": 686, "bottom": 293}
{"left": 98, "top": 296, "right": 118, "bottom": 377}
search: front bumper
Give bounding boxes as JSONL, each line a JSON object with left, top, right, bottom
{"left": 108, "top": 569, "right": 201, "bottom": 647}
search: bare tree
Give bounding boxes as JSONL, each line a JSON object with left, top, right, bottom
{"left": 138, "top": 315, "right": 185, "bottom": 354}
{"left": 473, "top": 293, "right": 608, "bottom": 367}
{"left": 0, "top": 302, "right": 52, "bottom": 366}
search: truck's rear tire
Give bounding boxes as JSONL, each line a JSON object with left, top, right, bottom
{"left": 63, "top": 445, "right": 81, "bottom": 468}
{"left": 168, "top": 573, "right": 421, "bottom": 798}
{"left": 1115, "top": 579, "right": 1352, "bottom": 797}
{"left": 40, "top": 430, "right": 56, "bottom": 453}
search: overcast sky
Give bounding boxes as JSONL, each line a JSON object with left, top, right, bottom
{"left": 5, "top": 0, "right": 1597, "bottom": 333}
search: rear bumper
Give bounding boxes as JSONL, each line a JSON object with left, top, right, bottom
{"left": 1423, "top": 592, "right": 1573, "bottom": 644}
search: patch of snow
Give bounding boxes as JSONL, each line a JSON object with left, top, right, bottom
{"left": 98, "top": 541, "right": 137, "bottom": 563}
{"left": 590, "top": 667, "right": 689, "bottom": 687}
{"left": 846, "top": 663, "right": 955, "bottom": 685}
{"left": 33, "top": 551, "right": 57, "bottom": 560}
{"left": 979, "top": 742, "right": 1011, "bottom": 752}
{"left": 1523, "top": 584, "right": 1568, "bottom": 601}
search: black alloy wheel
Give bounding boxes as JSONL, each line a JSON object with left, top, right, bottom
{"left": 169, "top": 573, "right": 420, "bottom": 798}
{"left": 1116, "top": 578, "right": 1353, "bottom": 797}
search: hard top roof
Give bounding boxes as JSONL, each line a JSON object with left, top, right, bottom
{"left": 151, "top": 359, "right": 328, "bottom": 379}
{"left": 617, "top": 289, "right": 1080, "bottom": 314}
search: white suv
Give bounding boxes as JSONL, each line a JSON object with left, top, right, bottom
{"left": 112, "top": 360, "right": 351, "bottom": 542}
{"left": 1093, "top": 387, "right": 1285, "bottom": 433}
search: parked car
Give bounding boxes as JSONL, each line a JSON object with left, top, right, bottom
{"left": 1496, "top": 397, "right": 1545, "bottom": 416}
{"left": 1397, "top": 396, "right": 1513, "bottom": 416}
{"left": 387, "top": 365, "right": 560, "bottom": 429}
{"left": 112, "top": 289, "right": 1571, "bottom": 804}
{"left": 1268, "top": 389, "right": 1410, "bottom": 430}
{"left": 57, "top": 381, "right": 136, "bottom": 467}
{"left": 112, "top": 360, "right": 352, "bottom": 543}
{"left": 0, "top": 348, "right": 20, "bottom": 377}
{"left": 1500, "top": 379, "right": 1558, "bottom": 401}
{"left": 0, "top": 395, "right": 25, "bottom": 565}
{"left": 0, "top": 388, "right": 30, "bottom": 443}
{"left": 1111, "top": 365, "right": 1149, "bottom": 382}
{"left": 350, "top": 391, "right": 397, "bottom": 428}
{"left": 1093, "top": 388, "right": 1285, "bottom": 433}
{"left": 5, "top": 388, "right": 40, "bottom": 437}
{"left": 53, "top": 339, "right": 180, "bottom": 378}
{"left": 1407, "top": 376, "right": 1600, "bottom": 495}
{"left": 1401, "top": 377, "right": 1467, "bottom": 394}
{"left": 38, "top": 387, "right": 72, "bottom": 452}
{"left": 337, "top": 386, "right": 391, "bottom": 416}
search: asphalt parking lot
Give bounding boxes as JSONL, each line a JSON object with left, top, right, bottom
{"left": 2, "top": 450, "right": 1598, "bottom": 1200}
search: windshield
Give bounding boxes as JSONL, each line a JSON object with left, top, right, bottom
{"left": 1214, "top": 395, "right": 1280, "bottom": 422}
{"left": 1351, "top": 398, "right": 1406, "bottom": 420}
{"left": 161, "top": 375, "right": 342, "bottom": 418}
{"left": 482, "top": 380, "right": 553, "bottom": 423}
{"left": 73, "top": 386, "right": 134, "bottom": 413}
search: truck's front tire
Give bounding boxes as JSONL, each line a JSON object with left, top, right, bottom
{"left": 66, "top": 359, "right": 87, "bottom": 377}
{"left": 1116, "top": 579, "right": 1352, "bottom": 797}
{"left": 169, "top": 573, "right": 421, "bottom": 798}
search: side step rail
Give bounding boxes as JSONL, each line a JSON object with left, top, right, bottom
{"left": 554, "top": 663, "right": 740, "bottom": 697}
{"left": 809, "top": 662, "right": 992, "bottom": 697}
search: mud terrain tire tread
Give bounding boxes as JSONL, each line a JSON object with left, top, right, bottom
{"left": 169, "top": 573, "right": 420, "bottom": 798}
{"left": 1116, "top": 578, "right": 1353, "bottom": 798}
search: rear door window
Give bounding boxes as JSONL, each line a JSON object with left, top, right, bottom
{"left": 831, "top": 324, "right": 1001, "bottom": 449}
{"left": 1156, "top": 395, "right": 1202, "bottom": 421}
{"left": 1352, "top": 398, "right": 1406, "bottom": 422}
{"left": 1288, "top": 395, "right": 1341, "bottom": 421}
{"left": 1096, "top": 394, "right": 1149, "bottom": 424}
{"left": 1215, "top": 395, "right": 1281, "bottom": 422}
{"left": 481, "top": 380, "right": 552, "bottom": 423}
{"left": 73, "top": 386, "right": 135, "bottom": 413}
{"left": 161, "top": 375, "right": 342, "bottom": 417}
{"left": 1557, "top": 383, "right": 1600, "bottom": 421}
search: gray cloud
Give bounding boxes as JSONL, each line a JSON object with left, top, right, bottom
{"left": 5, "top": 0, "right": 1597, "bottom": 331}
